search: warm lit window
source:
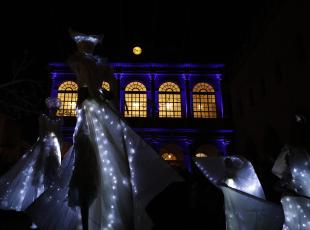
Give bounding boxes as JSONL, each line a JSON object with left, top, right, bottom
{"left": 158, "top": 82, "right": 182, "bottom": 118}
{"left": 192, "top": 83, "right": 217, "bottom": 118}
{"left": 102, "top": 81, "right": 110, "bottom": 91}
{"left": 195, "top": 153, "right": 207, "bottom": 158}
{"left": 162, "top": 153, "right": 177, "bottom": 161}
{"left": 196, "top": 144, "right": 218, "bottom": 157}
{"left": 57, "top": 81, "right": 78, "bottom": 116}
{"left": 124, "top": 82, "right": 147, "bottom": 117}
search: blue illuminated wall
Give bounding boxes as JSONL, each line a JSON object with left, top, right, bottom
{"left": 50, "top": 62, "right": 233, "bottom": 172}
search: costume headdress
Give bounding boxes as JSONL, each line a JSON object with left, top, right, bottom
{"left": 69, "top": 28, "right": 103, "bottom": 45}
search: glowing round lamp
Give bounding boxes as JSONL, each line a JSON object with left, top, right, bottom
{"left": 133, "top": 46, "right": 142, "bottom": 55}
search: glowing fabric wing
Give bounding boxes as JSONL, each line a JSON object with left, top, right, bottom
{"left": 281, "top": 196, "right": 310, "bottom": 230}
{"left": 221, "top": 185, "right": 284, "bottom": 230}
{"left": 195, "top": 156, "right": 265, "bottom": 199}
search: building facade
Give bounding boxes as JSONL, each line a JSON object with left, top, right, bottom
{"left": 50, "top": 62, "right": 233, "bottom": 171}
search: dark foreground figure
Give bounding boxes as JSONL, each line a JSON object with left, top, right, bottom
{"left": 146, "top": 167, "right": 225, "bottom": 230}
{"left": 0, "top": 209, "right": 33, "bottom": 229}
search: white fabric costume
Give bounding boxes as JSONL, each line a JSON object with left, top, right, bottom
{"left": 27, "top": 32, "right": 181, "bottom": 230}
{"left": 272, "top": 145, "right": 310, "bottom": 230}
{"left": 0, "top": 113, "right": 62, "bottom": 211}
{"left": 195, "top": 156, "right": 284, "bottom": 230}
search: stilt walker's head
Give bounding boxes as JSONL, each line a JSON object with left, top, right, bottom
{"left": 69, "top": 29, "right": 103, "bottom": 54}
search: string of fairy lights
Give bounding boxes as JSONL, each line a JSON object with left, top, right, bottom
{"left": 74, "top": 100, "right": 140, "bottom": 228}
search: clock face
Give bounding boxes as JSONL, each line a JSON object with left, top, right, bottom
{"left": 133, "top": 46, "right": 142, "bottom": 55}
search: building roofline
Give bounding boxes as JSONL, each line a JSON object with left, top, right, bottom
{"left": 49, "top": 62, "right": 224, "bottom": 69}
{"left": 49, "top": 62, "right": 225, "bottom": 78}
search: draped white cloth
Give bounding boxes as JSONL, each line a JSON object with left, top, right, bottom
{"left": 195, "top": 156, "right": 284, "bottom": 230}
{"left": 272, "top": 145, "right": 310, "bottom": 230}
{"left": 221, "top": 185, "right": 284, "bottom": 230}
{"left": 195, "top": 156, "right": 265, "bottom": 199}
{"left": 27, "top": 146, "right": 82, "bottom": 230}
{"left": 28, "top": 99, "right": 182, "bottom": 230}
{"left": 272, "top": 145, "right": 310, "bottom": 197}
{"left": 281, "top": 196, "right": 310, "bottom": 230}
{"left": 0, "top": 114, "right": 62, "bottom": 211}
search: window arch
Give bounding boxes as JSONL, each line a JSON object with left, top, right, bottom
{"left": 195, "top": 144, "right": 218, "bottom": 157}
{"left": 192, "top": 82, "right": 217, "bottom": 118}
{"left": 57, "top": 81, "right": 78, "bottom": 116}
{"left": 195, "top": 153, "right": 207, "bottom": 158}
{"left": 102, "top": 81, "right": 110, "bottom": 91}
{"left": 160, "top": 144, "right": 183, "bottom": 167}
{"left": 124, "top": 82, "right": 147, "bottom": 117}
{"left": 161, "top": 153, "right": 177, "bottom": 161}
{"left": 158, "top": 82, "right": 182, "bottom": 118}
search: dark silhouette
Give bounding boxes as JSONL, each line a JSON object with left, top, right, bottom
{"left": 146, "top": 165, "right": 225, "bottom": 230}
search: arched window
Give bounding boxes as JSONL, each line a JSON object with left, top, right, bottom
{"left": 195, "top": 144, "right": 218, "bottom": 157}
{"left": 192, "top": 83, "right": 217, "bottom": 118}
{"left": 160, "top": 144, "right": 183, "bottom": 167}
{"left": 161, "top": 153, "right": 177, "bottom": 161}
{"left": 102, "top": 81, "right": 110, "bottom": 91}
{"left": 124, "top": 82, "right": 147, "bottom": 117}
{"left": 195, "top": 153, "right": 207, "bottom": 158}
{"left": 57, "top": 81, "right": 78, "bottom": 116}
{"left": 158, "top": 82, "right": 182, "bottom": 118}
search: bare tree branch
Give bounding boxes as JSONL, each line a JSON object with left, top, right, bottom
{"left": 11, "top": 49, "right": 34, "bottom": 81}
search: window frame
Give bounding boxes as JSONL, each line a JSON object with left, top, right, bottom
{"left": 124, "top": 81, "right": 148, "bottom": 118}
{"left": 158, "top": 82, "right": 182, "bottom": 118}
{"left": 56, "top": 81, "right": 78, "bottom": 117}
{"left": 192, "top": 82, "right": 217, "bottom": 118}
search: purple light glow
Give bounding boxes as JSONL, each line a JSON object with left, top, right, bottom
{"left": 50, "top": 61, "right": 227, "bottom": 121}
{"left": 111, "top": 62, "right": 224, "bottom": 69}
{"left": 49, "top": 62, "right": 224, "bottom": 70}
{"left": 133, "top": 128, "right": 234, "bottom": 134}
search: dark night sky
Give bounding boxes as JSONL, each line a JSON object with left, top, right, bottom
{"left": 3, "top": 1, "right": 259, "bottom": 70}
{"left": 0, "top": 0, "right": 266, "bottom": 101}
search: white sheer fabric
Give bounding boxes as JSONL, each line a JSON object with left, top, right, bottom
{"left": 272, "top": 145, "right": 310, "bottom": 197}
{"left": 281, "top": 196, "right": 310, "bottom": 230}
{"left": 221, "top": 185, "right": 284, "bottom": 230}
{"left": 195, "top": 156, "right": 284, "bottom": 229}
{"left": 195, "top": 156, "right": 265, "bottom": 199}
{"left": 272, "top": 145, "right": 310, "bottom": 229}
{"left": 0, "top": 114, "right": 62, "bottom": 211}
{"left": 28, "top": 99, "right": 181, "bottom": 230}
{"left": 27, "top": 146, "right": 83, "bottom": 230}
